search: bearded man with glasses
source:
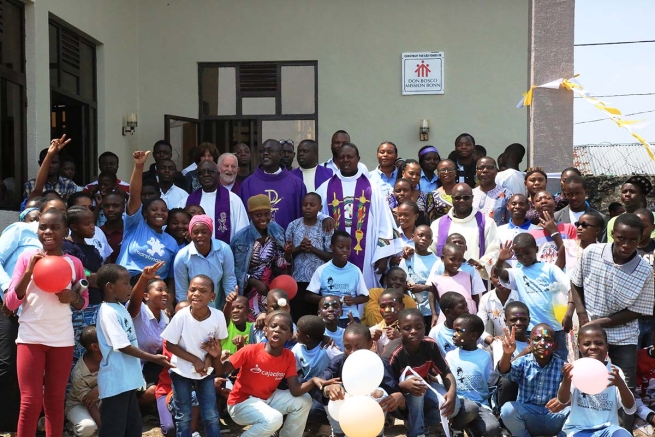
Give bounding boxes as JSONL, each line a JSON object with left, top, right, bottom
{"left": 430, "top": 183, "right": 499, "bottom": 275}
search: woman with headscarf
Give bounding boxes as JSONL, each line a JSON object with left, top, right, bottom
{"left": 173, "top": 214, "right": 237, "bottom": 309}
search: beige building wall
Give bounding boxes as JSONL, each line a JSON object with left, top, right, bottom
{"left": 135, "top": 0, "right": 530, "bottom": 170}
{"left": 19, "top": 0, "right": 530, "bottom": 181}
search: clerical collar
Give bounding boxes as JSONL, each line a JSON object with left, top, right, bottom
{"left": 508, "top": 219, "right": 531, "bottom": 230}
{"left": 301, "top": 166, "right": 317, "bottom": 173}
{"left": 263, "top": 167, "right": 283, "bottom": 175}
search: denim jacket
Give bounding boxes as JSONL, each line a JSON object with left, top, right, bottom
{"left": 230, "top": 221, "right": 287, "bottom": 293}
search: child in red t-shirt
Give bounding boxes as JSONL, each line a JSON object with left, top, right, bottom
{"left": 210, "top": 310, "right": 334, "bottom": 437}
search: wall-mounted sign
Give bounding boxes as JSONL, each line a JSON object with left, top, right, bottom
{"left": 402, "top": 52, "right": 444, "bottom": 95}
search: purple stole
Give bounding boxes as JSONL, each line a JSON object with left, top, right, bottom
{"left": 326, "top": 174, "right": 372, "bottom": 270}
{"left": 436, "top": 211, "right": 485, "bottom": 258}
{"left": 186, "top": 185, "right": 232, "bottom": 244}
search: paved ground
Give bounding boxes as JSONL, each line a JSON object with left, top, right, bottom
{"left": 0, "top": 417, "right": 437, "bottom": 436}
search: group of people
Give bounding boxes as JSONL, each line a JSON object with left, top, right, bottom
{"left": 0, "top": 129, "right": 654, "bottom": 437}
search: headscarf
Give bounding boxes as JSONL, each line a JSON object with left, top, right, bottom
{"left": 188, "top": 214, "right": 213, "bottom": 235}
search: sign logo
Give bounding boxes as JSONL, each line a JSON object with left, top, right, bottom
{"left": 415, "top": 60, "right": 431, "bottom": 78}
{"left": 402, "top": 52, "right": 444, "bottom": 95}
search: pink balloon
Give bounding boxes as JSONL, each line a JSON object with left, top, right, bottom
{"left": 571, "top": 357, "right": 609, "bottom": 395}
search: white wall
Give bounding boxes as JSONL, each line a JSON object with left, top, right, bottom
{"left": 135, "top": 0, "right": 530, "bottom": 169}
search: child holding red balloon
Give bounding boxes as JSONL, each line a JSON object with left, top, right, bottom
{"left": 555, "top": 325, "right": 635, "bottom": 437}
{"left": 5, "top": 207, "right": 88, "bottom": 436}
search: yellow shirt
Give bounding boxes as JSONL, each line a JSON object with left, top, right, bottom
{"left": 362, "top": 287, "right": 417, "bottom": 326}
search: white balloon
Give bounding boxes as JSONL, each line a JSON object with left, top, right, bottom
{"left": 339, "top": 395, "right": 384, "bottom": 437}
{"left": 342, "top": 349, "right": 384, "bottom": 395}
{"left": 327, "top": 399, "right": 345, "bottom": 421}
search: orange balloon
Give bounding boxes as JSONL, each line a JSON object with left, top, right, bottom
{"left": 33, "top": 256, "right": 72, "bottom": 293}
{"left": 269, "top": 275, "right": 298, "bottom": 299}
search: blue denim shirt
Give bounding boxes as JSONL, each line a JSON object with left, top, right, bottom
{"left": 230, "top": 221, "right": 286, "bottom": 293}
{"left": 0, "top": 222, "right": 41, "bottom": 299}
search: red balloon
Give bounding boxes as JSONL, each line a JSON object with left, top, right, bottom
{"left": 270, "top": 275, "right": 298, "bottom": 300}
{"left": 33, "top": 256, "right": 73, "bottom": 293}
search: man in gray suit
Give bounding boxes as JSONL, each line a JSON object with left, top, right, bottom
{"left": 555, "top": 174, "right": 607, "bottom": 241}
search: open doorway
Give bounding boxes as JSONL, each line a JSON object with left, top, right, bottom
{"left": 51, "top": 92, "right": 94, "bottom": 185}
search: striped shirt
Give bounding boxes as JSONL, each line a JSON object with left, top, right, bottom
{"left": 570, "top": 243, "right": 654, "bottom": 345}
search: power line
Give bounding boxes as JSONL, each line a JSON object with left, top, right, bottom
{"left": 574, "top": 109, "right": 655, "bottom": 125}
{"left": 575, "top": 39, "right": 655, "bottom": 47}
{"left": 574, "top": 92, "right": 655, "bottom": 98}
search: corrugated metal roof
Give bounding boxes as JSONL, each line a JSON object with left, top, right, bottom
{"left": 573, "top": 142, "right": 655, "bottom": 176}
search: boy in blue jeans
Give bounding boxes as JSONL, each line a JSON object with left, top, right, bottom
{"left": 498, "top": 322, "right": 569, "bottom": 437}
{"left": 96, "top": 264, "right": 173, "bottom": 437}
{"left": 161, "top": 274, "right": 228, "bottom": 437}
{"left": 306, "top": 231, "right": 369, "bottom": 327}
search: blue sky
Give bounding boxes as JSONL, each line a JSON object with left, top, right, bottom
{"left": 574, "top": 0, "right": 655, "bottom": 145}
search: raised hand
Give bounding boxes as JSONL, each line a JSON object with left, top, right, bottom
{"left": 497, "top": 241, "right": 514, "bottom": 263}
{"left": 133, "top": 151, "right": 151, "bottom": 165}
{"left": 48, "top": 134, "right": 72, "bottom": 155}
{"left": 561, "top": 363, "right": 574, "bottom": 382}
{"left": 540, "top": 210, "right": 559, "bottom": 236}
{"left": 501, "top": 326, "right": 517, "bottom": 355}
{"left": 226, "top": 290, "right": 238, "bottom": 303}
{"left": 141, "top": 261, "right": 165, "bottom": 282}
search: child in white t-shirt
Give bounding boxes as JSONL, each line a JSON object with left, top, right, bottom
{"left": 161, "top": 274, "right": 228, "bottom": 437}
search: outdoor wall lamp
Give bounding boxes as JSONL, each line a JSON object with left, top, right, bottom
{"left": 123, "top": 113, "right": 138, "bottom": 135}
{"left": 420, "top": 119, "right": 429, "bottom": 141}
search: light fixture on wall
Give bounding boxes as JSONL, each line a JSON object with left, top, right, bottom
{"left": 420, "top": 119, "right": 430, "bottom": 141}
{"left": 123, "top": 113, "right": 138, "bottom": 136}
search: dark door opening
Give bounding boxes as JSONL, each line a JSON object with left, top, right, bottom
{"left": 51, "top": 92, "right": 92, "bottom": 185}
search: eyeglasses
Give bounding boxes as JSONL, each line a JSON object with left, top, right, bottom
{"left": 574, "top": 221, "right": 599, "bottom": 228}
{"left": 476, "top": 165, "right": 496, "bottom": 171}
{"left": 279, "top": 139, "right": 294, "bottom": 146}
{"left": 437, "top": 168, "right": 456, "bottom": 174}
{"left": 198, "top": 169, "right": 217, "bottom": 176}
{"left": 452, "top": 195, "right": 473, "bottom": 201}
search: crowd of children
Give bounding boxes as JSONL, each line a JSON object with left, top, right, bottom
{"left": 0, "top": 133, "right": 654, "bottom": 437}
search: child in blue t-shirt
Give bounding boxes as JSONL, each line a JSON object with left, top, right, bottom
{"left": 291, "top": 315, "right": 330, "bottom": 382}
{"left": 306, "top": 231, "right": 369, "bottom": 328}
{"left": 95, "top": 264, "right": 173, "bottom": 437}
{"left": 399, "top": 224, "right": 439, "bottom": 330}
{"left": 318, "top": 296, "right": 345, "bottom": 356}
{"left": 495, "top": 233, "right": 570, "bottom": 360}
{"left": 445, "top": 314, "right": 502, "bottom": 437}
{"left": 428, "top": 292, "right": 470, "bottom": 357}
{"left": 555, "top": 325, "right": 635, "bottom": 437}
